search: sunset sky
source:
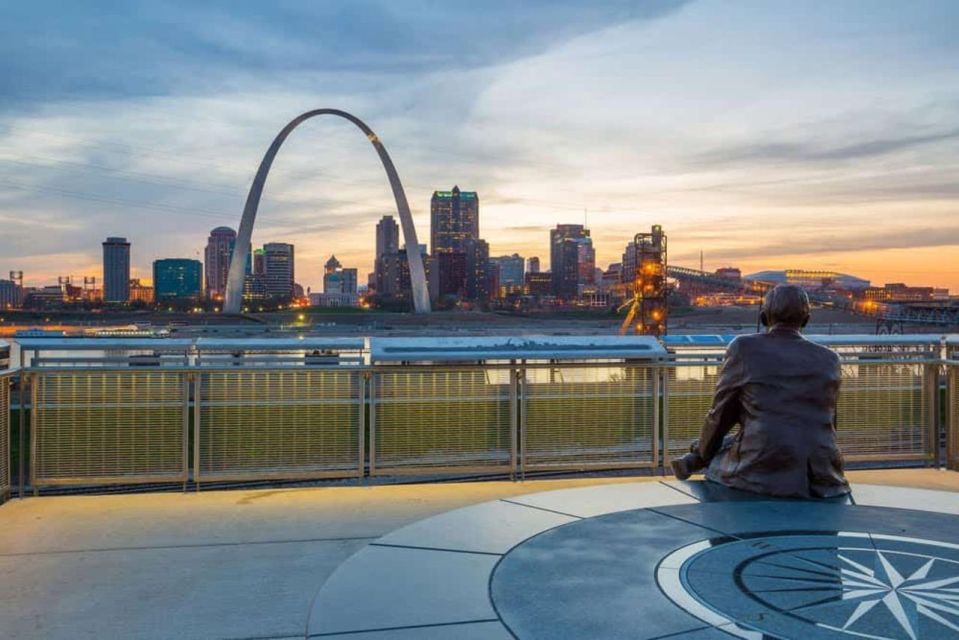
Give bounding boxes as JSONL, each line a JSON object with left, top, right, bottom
{"left": 1, "top": 1, "right": 957, "bottom": 291}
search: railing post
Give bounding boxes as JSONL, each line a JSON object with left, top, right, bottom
{"left": 509, "top": 366, "right": 518, "bottom": 481}
{"left": 948, "top": 366, "right": 958, "bottom": 471}
{"left": 30, "top": 372, "right": 38, "bottom": 496}
{"left": 368, "top": 371, "right": 377, "bottom": 477}
{"left": 17, "top": 371, "right": 26, "bottom": 499}
{"left": 181, "top": 372, "right": 191, "bottom": 492}
{"left": 358, "top": 371, "right": 368, "bottom": 481}
{"left": 518, "top": 363, "right": 527, "bottom": 481}
{"left": 661, "top": 366, "right": 670, "bottom": 469}
{"left": 652, "top": 364, "right": 660, "bottom": 472}
{"left": 923, "top": 363, "right": 940, "bottom": 468}
{"left": 193, "top": 371, "right": 202, "bottom": 491}
{"left": 0, "top": 372, "right": 9, "bottom": 503}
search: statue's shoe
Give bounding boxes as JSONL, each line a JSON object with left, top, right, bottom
{"left": 671, "top": 456, "right": 693, "bottom": 481}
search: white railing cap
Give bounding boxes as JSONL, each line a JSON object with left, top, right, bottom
{"left": 194, "top": 337, "right": 365, "bottom": 351}
{"left": 14, "top": 337, "right": 195, "bottom": 350}
{"left": 371, "top": 334, "right": 667, "bottom": 362}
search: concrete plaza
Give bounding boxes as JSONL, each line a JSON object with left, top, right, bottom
{"left": 2, "top": 470, "right": 958, "bottom": 640}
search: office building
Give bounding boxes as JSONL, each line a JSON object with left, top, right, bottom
{"left": 433, "top": 252, "right": 467, "bottom": 299}
{"left": 430, "top": 186, "right": 479, "bottom": 254}
{"left": 527, "top": 257, "right": 540, "bottom": 274}
{"left": 550, "top": 224, "right": 594, "bottom": 300}
{"left": 381, "top": 244, "right": 430, "bottom": 302}
{"left": 102, "top": 237, "right": 131, "bottom": 303}
{"left": 322, "top": 255, "right": 359, "bottom": 305}
{"left": 0, "top": 279, "right": 22, "bottom": 309}
{"left": 464, "top": 239, "right": 490, "bottom": 302}
{"left": 376, "top": 216, "right": 400, "bottom": 261}
{"left": 374, "top": 215, "right": 400, "bottom": 294}
{"left": 153, "top": 259, "right": 203, "bottom": 302}
{"left": 525, "top": 272, "right": 552, "bottom": 298}
{"left": 263, "top": 243, "right": 295, "bottom": 299}
{"left": 490, "top": 254, "right": 525, "bottom": 297}
{"left": 204, "top": 226, "right": 236, "bottom": 301}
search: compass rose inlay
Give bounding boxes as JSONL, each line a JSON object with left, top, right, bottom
{"left": 657, "top": 532, "right": 959, "bottom": 639}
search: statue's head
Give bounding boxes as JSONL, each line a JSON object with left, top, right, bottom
{"left": 760, "top": 284, "right": 810, "bottom": 330}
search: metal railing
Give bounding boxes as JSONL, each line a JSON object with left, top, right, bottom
{"left": 3, "top": 334, "right": 957, "bottom": 495}
{"left": 662, "top": 336, "right": 942, "bottom": 466}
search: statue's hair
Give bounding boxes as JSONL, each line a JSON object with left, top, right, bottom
{"left": 762, "top": 284, "right": 810, "bottom": 328}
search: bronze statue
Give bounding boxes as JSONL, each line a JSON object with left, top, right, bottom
{"left": 671, "top": 284, "right": 850, "bottom": 498}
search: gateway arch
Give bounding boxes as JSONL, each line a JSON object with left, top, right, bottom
{"left": 223, "top": 109, "right": 431, "bottom": 314}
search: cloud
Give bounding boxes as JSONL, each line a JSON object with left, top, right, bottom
{"left": 692, "top": 127, "right": 959, "bottom": 167}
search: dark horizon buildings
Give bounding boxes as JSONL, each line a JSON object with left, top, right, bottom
{"left": 102, "top": 236, "right": 131, "bottom": 303}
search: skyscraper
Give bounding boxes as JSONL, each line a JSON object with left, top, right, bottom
{"left": 375, "top": 215, "right": 399, "bottom": 260}
{"left": 374, "top": 216, "right": 400, "bottom": 294}
{"left": 153, "top": 259, "right": 203, "bottom": 302}
{"left": 490, "top": 254, "right": 525, "bottom": 297}
{"left": 204, "top": 226, "right": 236, "bottom": 301}
{"left": 430, "top": 186, "right": 478, "bottom": 254}
{"left": 381, "top": 244, "right": 430, "bottom": 301}
{"left": 464, "top": 238, "right": 491, "bottom": 302}
{"left": 262, "top": 243, "right": 294, "bottom": 299}
{"left": 527, "top": 257, "right": 540, "bottom": 274}
{"left": 102, "top": 237, "right": 131, "bottom": 303}
{"left": 550, "top": 224, "right": 594, "bottom": 300}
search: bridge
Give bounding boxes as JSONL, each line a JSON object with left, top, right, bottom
{"left": 667, "top": 265, "right": 959, "bottom": 328}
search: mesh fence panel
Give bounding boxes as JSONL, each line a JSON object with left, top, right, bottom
{"left": 372, "top": 368, "right": 513, "bottom": 473}
{"left": 32, "top": 371, "right": 186, "bottom": 485}
{"left": 523, "top": 365, "right": 656, "bottom": 470}
{"left": 663, "top": 365, "right": 720, "bottom": 462}
{"left": 0, "top": 373, "right": 9, "bottom": 499}
{"left": 197, "top": 370, "right": 361, "bottom": 480}
{"left": 664, "top": 359, "right": 933, "bottom": 464}
{"left": 836, "top": 363, "right": 929, "bottom": 461}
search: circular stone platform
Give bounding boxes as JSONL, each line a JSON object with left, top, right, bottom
{"left": 309, "top": 481, "right": 959, "bottom": 639}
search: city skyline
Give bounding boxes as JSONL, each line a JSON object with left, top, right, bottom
{"left": 1, "top": 1, "right": 957, "bottom": 290}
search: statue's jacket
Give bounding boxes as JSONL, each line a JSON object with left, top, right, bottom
{"left": 699, "top": 327, "right": 851, "bottom": 499}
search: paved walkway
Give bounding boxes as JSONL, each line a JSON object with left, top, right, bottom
{"left": 1, "top": 470, "right": 957, "bottom": 640}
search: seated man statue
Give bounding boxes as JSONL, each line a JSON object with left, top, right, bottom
{"left": 671, "top": 284, "right": 850, "bottom": 498}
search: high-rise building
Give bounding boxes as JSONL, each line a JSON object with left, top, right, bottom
{"left": 102, "top": 237, "right": 131, "bottom": 303}
{"left": 490, "top": 254, "right": 525, "bottom": 298}
{"left": 253, "top": 248, "right": 265, "bottom": 275}
{"left": 0, "top": 279, "right": 22, "bottom": 309}
{"left": 433, "top": 252, "right": 467, "bottom": 299}
{"left": 204, "top": 227, "right": 236, "bottom": 301}
{"left": 527, "top": 257, "right": 540, "bottom": 274}
{"left": 550, "top": 225, "right": 594, "bottom": 300}
{"left": 381, "top": 244, "right": 430, "bottom": 302}
{"left": 153, "top": 259, "right": 203, "bottom": 302}
{"left": 373, "top": 216, "right": 400, "bottom": 294}
{"left": 375, "top": 215, "right": 399, "bottom": 260}
{"left": 491, "top": 254, "right": 524, "bottom": 287}
{"left": 464, "top": 239, "right": 491, "bottom": 302}
{"left": 431, "top": 186, "right": 479, "bottom": 254}
{"left": 262, "top": 242, "right": 294, "bottom": 299}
